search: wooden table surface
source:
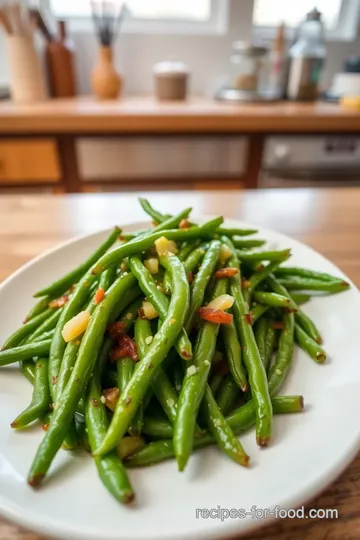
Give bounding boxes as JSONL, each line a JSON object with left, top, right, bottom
{"left": 1, "top": 96, "right": 360, "bottom": 133}
{"left": 0, "top": 187, "right": 360, "bottom": 540}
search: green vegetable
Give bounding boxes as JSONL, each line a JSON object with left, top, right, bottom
{"left": 221, "top": 236, "right": 272, "bottom": 447}
{"left": 268, "top": 312, "right": 295, "bottom": 396}
{"left": 221, "top": 320, "right": 248, "bottom": 392}
{"left": 295, "top": 324, "right": 326, "bottom": 364}
{"left": 11, "top": 358, "right": 50, "bottom": 428}
{"left": 0, "top": 340, "right": 51, "bottom": 367}
{"left": 34, "top": 227, "right": 121, "bottom": 298}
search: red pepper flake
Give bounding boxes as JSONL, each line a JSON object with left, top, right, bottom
{"left": 94, "top": 287, "right": 105, "bottom": 305}
{"left": 103, "top": 387, "right": 120, "bottom": 411}
{"left": 215, "top": 268, "right": 239, "bottom": 279}
{"left": 245, "top": 312, "right": 254, "bottom": 325}
{"left": 187, "top": 272, "right": 194, "bottom": 284}
{"left": 52, "top": 376, "right": 58, "bottom": 385}
{"left": 242, "top": 279, "right": 251, "bottom": 289}
{"left": 198, "top": 307, "right": 233, "bottom": 325}
{"left": 107, "top": 321, "right": 126, "bottom": 339}
{"left": 42, "top": 423, "right": 50, "bottom": 432}
{"left": 48, "top": 295, "right": 69, "bottom": 309}
{"left": 179, "top": 219, "right": 190, "bottom": 229}
{"left": 272, "top": 321, "right": 285, "bottom": 330}
{"left": 111, "top": 334, "right": 138, "bottom": 362}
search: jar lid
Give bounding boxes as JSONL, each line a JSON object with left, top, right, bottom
{"left": 153, "top": 61, "right": 189, "bottom": 75}
{"left": 232, "top": 41, "right": 268, "bottom": 57}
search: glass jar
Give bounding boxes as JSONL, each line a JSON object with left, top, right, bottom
{"left": 230, "top": 41, "right": 268, "bottom": 93}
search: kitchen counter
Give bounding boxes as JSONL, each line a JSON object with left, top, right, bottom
{"left": 0, "top": 97, "right": 360, "bottom": 192}
{"left": 0, "top": 187, "right": 360, "bottom": 540}
{"left": 0, "top": 96, "right": 359, "bottom": 133}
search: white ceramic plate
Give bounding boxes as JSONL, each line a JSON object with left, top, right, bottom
{"left": 0, "top": 218, "right": 359, "bottom": 540}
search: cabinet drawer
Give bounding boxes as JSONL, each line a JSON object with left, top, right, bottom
{"left": 77, "top": 137, "right": 248, "bottom": 180}
{"left": 0, "top": 139, "right": 61, "bottom": 183}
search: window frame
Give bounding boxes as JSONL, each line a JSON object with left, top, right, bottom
{"left": 253, "top": 0, "right": 360, "bottom": 42}
{"left": 46, "top": 0, "right": 229, "bottom": 35}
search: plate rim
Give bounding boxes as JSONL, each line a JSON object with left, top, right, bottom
{"left": 0, "top": 216, "right": 359, "bottom": 540}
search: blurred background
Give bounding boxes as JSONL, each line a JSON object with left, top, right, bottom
{"left": 1, "top": 0, "right": 360, "bottom": 194}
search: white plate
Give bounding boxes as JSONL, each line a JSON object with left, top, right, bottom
{"left": 0, "top": 218, "right": 359, "bottom": 540}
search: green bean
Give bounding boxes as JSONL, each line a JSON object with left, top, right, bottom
{"left": 275, "top": 266, "right": 346, "bottom": 282}
{"left": 209, "top": 373, "right": 223, "bottom": 396}
{"left": 99, "top": 266, "right": 117, "bottom": 291}
{"left": 26, "top": 309, "right": 62, "bottom": 344}
{"left": 253, "top": 291, "right": 297, "bottom": 310}
{"left": 277, "top": 277, "right": 350, "bottom": 294}
{"left": 251, "top": 304, "right": 270, "bottom": 323}
{"left": 117, "top": 436, "right": 145, "bottom": 460}
{"left": 254, "top": 317, "right": 269, "bottom": 369}
{"left": 0, "top": 340, "right": 51, "bottom": 367}
{"left": 118, "top": 358, "right": 143, "bottom": 436}
{"left": 295, "top": 324, "right": 326, "bottom": 364}
{"left": 2, "top": 309, "right": 54, "bottom": 350}
{"left": 30, "top": 329, "right": 55, "bottom": 343}
{"left": 163, "top": 244, "right": 206, "bottom": 295}
{"left": 24, "top": 297, "right": 51, "bottom": 322}
{"left": 178, "top": 240, "right": 202, "bottom": 261}
{"left": 28, "top": 272, "right": 138, "bottom": 486}
{"left": 142, "top": 416, "right": 172, "bottom": 439}
{"left": 20, "top": 359, "right": 36, "bottom": 384}
{"left": 126, "top": 395, "right": 303, "bottom": 467}
{"left": 237, "top": 249, "right": 291, "bottom": 262}
{"left": 221, "top": 236, "right": 272, "bottom": 447}
{"left": 48, "top": 272, "right": 98, "bottom": 400}
{"left": 34, "top": 227, "right": 121, "bottom": 298}
{"left": 138, "top": 198, "right": 171, "bottom": 224}
{"left": 248, "top": 254, "right": 291, "bottom": 292}
{"left": 11, "top": 358, "right": 50, "bottom": 429}
{"left": 93, "top": 252, "right": 190, "bottom": 456}
{"left": 55, "top": 340, "right": 81, "bottom": 400}
{"left": 202, "top": 384, "right": 249, "bottom": 466}
{"left": 267, "top": 275, "right": 322, "bottom": 344}
{"left": 216, "top": 375, "right": 240, "bottom": 416}
{"left": 174, "top": 278, "right": 226, "bottom": 471}
{"left": 289, "top": 293, "right": 311, "bottom": 306}
{"left": 85, "top": 354, "right": 134, "bottom": 503}
{"left": 129, "top": 256, "right": 192, "bottom": 360}
{"left": 217, "top": 227, "right": 258, "bottom": 237}
{"left": 92, "top": 217, "right": 223, "bottom": 275}
{"left": 172, "top": 360, "right": 184, "bottom": 393}
{"left": 232, "top": 239, "right": 266, "bottom": 249}
{"left": 184, "top": 240, "right": 221, "bottom": 333}
{"left": 268, "top": 312, "right": 295, "bottom": 396}
{"left": 221, "top": 320, "right": 247, "bottom": 392}
{"left": 264, "top": 325, "right": 276, "bottom": 374}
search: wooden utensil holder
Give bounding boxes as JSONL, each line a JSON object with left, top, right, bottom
{"left": 6, "top": 36, "right": 47, "bottom": 103}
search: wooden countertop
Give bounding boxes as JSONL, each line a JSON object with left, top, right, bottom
{"left": 0, "top": 187, "right": 360, "bottom": 539}
{"left": 0, "top": 96, "right": 360, "bottom": 134}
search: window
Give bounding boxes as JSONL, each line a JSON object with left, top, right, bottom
{"left": 48, "top": 0, "right": 228, "bottom": 34}
{"left": 253, "top": 0, "right": 360, "bottom": 41}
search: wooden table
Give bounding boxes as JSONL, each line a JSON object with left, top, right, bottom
{"left": 1, "top": 97, "right": 360, "bottom": 192}
{"left": 0, "top": 187, "right": 360, "bottom": 539}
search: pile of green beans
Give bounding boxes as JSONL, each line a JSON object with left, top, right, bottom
{"left": 0, "top": 198, "right": 350, "bottom": 504}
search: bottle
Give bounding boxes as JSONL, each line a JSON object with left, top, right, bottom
{"left": 287, "top": 8, "right": 326, "bottom": 101}
{"left": 46, "top": 20, "right": 77, "bottom": 98}
{"left": 267, "top": 23, "right": 286, "bottom": 98}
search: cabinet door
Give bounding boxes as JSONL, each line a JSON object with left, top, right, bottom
{"left": 0, "top": 139, "right": 61, "bottom": 183}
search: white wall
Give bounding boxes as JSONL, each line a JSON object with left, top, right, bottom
{"left": 0, "top": 0, "right": 359, "bottom": 95}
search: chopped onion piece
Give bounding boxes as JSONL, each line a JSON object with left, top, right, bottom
{"left": 61, "top": 310, "right": 90, "bottom": 342}
{"left": 142, "top": 300, "right": 159, "bottom": 320}
{"left": 144, "top": 258, "right": 159, "bottom": 275}
{"left": 207, "top": 294, "right": 234, "bottom": 311}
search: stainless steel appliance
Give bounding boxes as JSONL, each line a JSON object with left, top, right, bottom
{"left": 261, "top": 136, "right": 360, "bottom": 188}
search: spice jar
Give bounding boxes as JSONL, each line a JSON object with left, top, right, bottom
{"left": 153, "top": 61, "right": 189, "bottom": 101}
{"left": 230, "top": 41, "right": 268, "bottom": 92}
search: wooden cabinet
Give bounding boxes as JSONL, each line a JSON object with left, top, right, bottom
{"left": 0, "top": 139, "right": 60, "bottom": 183}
